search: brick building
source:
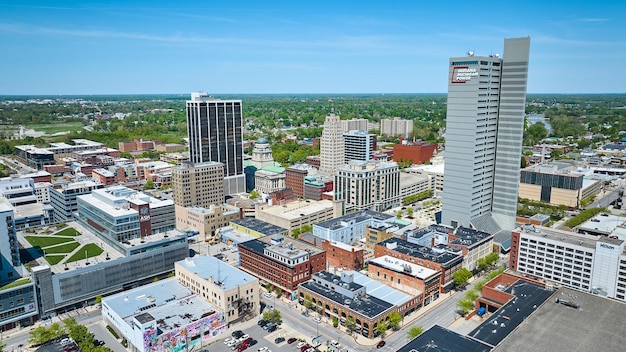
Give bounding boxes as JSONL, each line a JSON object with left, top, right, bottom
{"left": 368, "top": 255, "right": 441, "bottom": 304}
{"left": 392, "top": 141, "right": 437, "bottom": 165}
{"left": 305, "top": 155, "right": 320, "bottom": 169}
{"left": 321, "top": 240, "right": 364, "bottom": 271}
{"left": 285, "top": 165, "right": 311, "bottom": 198}
{"left": 238, "top": 235, "right": 326, "bottom": 298}
{"left": 375, "top": 238, "right": 463, "bottom": 293}
{"left": 92, "top": 168, "right": 116, "bottom": 185}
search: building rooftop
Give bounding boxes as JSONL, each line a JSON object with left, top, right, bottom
{"left": 378, "top": 238, "right": 463, "bottom": 267}
{"left": 577, "top": 212, "right": 626, "bottom": 236}
{"left": 493, "top": 287, "right": 626, "bottom": 352}
{"left": 450, "top": 226, "right": 494, "bottom": 247}
{"left": 231, "top": 217, "right": 287, "bottom": 236}
{"left": 325, "top": 240, "right": 362, "bottom": 253}
{"left": 469, "top": 280, "right": 554, "bottom": 347}
{"left": 398, "top": 325, "right": 491, "bottom": 352}
{"left": 516, "top": 225, "right": 607, "bottom": 251}
{"left": 300, "top": 275, "right": 394, "bottom": 319}
{"left": 239, "top": 235, "right": 325, "bottom": 257}
{"left": 102, "top": 277, "right": 218, "bottom": 332}
{"left": 93, "top": 168, "right": 114, "bottom": 177}
{"left": 368, "top": 255, "right": 440, "bottom": 280}
{"left": 257, "top": 199, "right": 335, "bottom": 220}
{"left": 315, "top": 210, "right": 394, "bottom": 230}
{"left": 175, "top": 256, "right": 257, "bottom": 291}
{"left": 350, "top": 271, "right": 414, "bottom": 306}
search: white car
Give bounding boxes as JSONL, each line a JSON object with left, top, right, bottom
{"left": 257, "top": 348, "right": 268, "bottom": 352}
{"left": 264, "top": 292, "right": 272, "bottom": 298}
{"left": 224, "top": 337, "right": 234, "bottom": 344}
{"left": 239, "top": 334, "right": 249, "bottom": 341}
{"left": 296, "top": 342, "right": 305, "bottom": 348}
{"left": 313, "top": 317, "right": 321, "bottom": 323}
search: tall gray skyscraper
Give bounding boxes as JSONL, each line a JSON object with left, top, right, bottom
{"left": 186, "top": 92, "right": 245, "bottom": 195}
{"left": 319, "top": 111, "right": 345, "bottom": 176}
{"left": 442, "top": 37, "right": 530, "bottom": 232}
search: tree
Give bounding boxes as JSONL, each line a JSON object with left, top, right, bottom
{"left": 144, "top": 180, "right": 154, "bottom": 189}
{"left": 304, "top": 294, "right": 313, "bottom": 311}
{"left": 375, "top": 321, "right": 388, "bottom": 337}
{"left": 332, "top": 316, "right": 339, "bottom": 328}
{"left": 275, "top": 287, "right": 282, "bottom": 298}
{"left": 388, "top": 311, "right": 402, "bottom": 330}
{"left": 521, "top": 156, "right": 527, "bottom": 168}
{"left": 453, "top": 268, "right": 472, "bottom": 286}
{"left": 28, "top": 326, "right": 50, "bottom": 346}
{"left": 407, "top": 325, "right": 424, "bottom": 339}
{"left": 345, "top": 316, "right": 356, "bottom": 332}
{"left": 95, "top": 295, "right": 102, "bottom": 304}
{"left": 396, "top": 209, "right": 403, "bottom": 219}
{"left": 457, "top": 299, "right": 474, "bottom": 314}
{"left": 0, "top": 340, "right": 5, "bottom": 352}
{"left": 406, "top": 207, "right": 414, "bottom": 218}
{"left": 265, "top": 283, "right": 272, "bottom": 292}
{"left": 477, "top": 258, "right": 490, "bottom": 272}
{"left": 250, "top": 190, "right": 260, "bottom": 199}
{"left": 63, "top": 317, "right": 78, "bottom": 334}
{"left": 262, "top": 309, "right": 282, "bottom": 324}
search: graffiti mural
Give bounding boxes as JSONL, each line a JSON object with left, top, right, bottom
{"left": 143, "top": 311, "right": 226, "bottom": 352}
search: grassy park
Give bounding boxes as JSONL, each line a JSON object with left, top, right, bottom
{"left": 66, "top": 244, "right": 104, "bottom": 263}
{"left": 25, "top": 236, "right": 75, "bottom": 248}
{"left": 25, "top": 228, "right": 103, "bottom": 265}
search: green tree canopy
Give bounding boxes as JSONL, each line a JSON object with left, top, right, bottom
{"left": 407, "top": 325, "right": 424, "bottom": 340}
{"left": 388, "top": 311, "right": 402, "bottom": 330}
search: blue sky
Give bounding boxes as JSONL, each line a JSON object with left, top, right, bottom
{"left": 0, "top": 0, "right": 624, "bottom": 95}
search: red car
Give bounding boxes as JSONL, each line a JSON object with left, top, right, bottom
{"left": 244, "top": 337, "right": 253, "bottom": 344}
{"left": 237, "top": 342, "right": 248, "bottom": 352}
{"left": 287, "top": 337, "right": 297, "bottom": 344}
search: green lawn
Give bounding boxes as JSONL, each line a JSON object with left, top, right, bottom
{"left": 55, "top": 227, "right": 82, "bottom": 236}
{"left": 44, "top": 255, "right": 66, "bottom": 265}
{"left": 0, "top": 278, "right": 31, "bottom": 291}
{"left": 43, "top": 242, "right": 80, "bottom": 254}
{"left": 25, "top": 236, "right": 75, "bottom": 248}
{"left": 26, "top": 122, "right": 85, "bottom": 134}
{"left": 66, "top": 244, "right": 104, "bottom": 263}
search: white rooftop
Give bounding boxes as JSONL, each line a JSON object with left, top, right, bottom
{"left": 369, "top": 255, "right": 439, "bottom": 280}
{"left": 257, "top": 199, "right": 335, "bottom": 220}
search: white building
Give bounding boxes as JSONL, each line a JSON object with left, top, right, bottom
{"left": 319, "top": 111, "right": 345, "bottom": 176}
{"left": 102, "top": 278, "right": 227, "bottom": 352}
{"left": 341, "top": 118, "right": 369, "bottom": 132}
{"left": 255, "top": 199, "right": 343, "bottom": 234}
{"left": 510, "top": 225, "right": 626, "bottom": 302}
{"left": 344, "top": 130, "right": 376, "bottom": 162}
{"left": 380, "top": 117, "right": 413, "bottom": 139}
{"left": 334, "top": 160, "right": 400, "bottom": 212}
{"left": 313, "top": 210, "right": 395, "bottom": 244}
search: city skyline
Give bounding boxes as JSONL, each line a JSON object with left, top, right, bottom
{"left": 0, "top": 1, "right": 624, "bottom": 95}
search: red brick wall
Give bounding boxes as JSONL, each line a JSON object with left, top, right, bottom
{"left": 322, "top": 241, "right": 364, "bottom": 271}
{"left": 392, "top": 143, "right": 437, "bottom": 165}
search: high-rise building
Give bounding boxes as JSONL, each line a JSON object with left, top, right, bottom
{"left": 442, "top": 37, "right": 530, "bottom": 232}
{"left": 380, "top": 117, "right": 413, "bottom": 139}
{"left": 344, "top": 130, "right": 376, "bottom": 162}
{"left": 341, "top": 118, "right": 368, "bottom": 132}
{"left": 319, "top": 111, "right": 345, "bottom": 176}
{"left": 0, "top": 198, "right": 21, "bottom": 281}
{"left": 171, "top": 161, "right": 225, "bottom": 208}
{"left": 186, "top": 92, "right": 245, "bottom": 195}
{"left": 334, "top": 160, "right": 400, "bottom": 211}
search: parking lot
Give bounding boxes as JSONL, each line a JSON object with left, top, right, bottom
{"left": 207, "top": 321, "right": 322, "bottom": 352}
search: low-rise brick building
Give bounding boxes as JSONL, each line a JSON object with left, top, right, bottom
{"left": 368, "top": 255, "right": 441, "bottom": 304}
{"left": 375, "top": 238, "right": 463, "bottom": 293}
{"left": 238, "top": 235, "right": 326, "bottom": 298}
{"left": 322, "top": 240, "right": 364, "bottom": 271}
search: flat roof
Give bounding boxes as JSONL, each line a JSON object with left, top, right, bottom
{"left": 350, "top": 271, "right": 414, "bottom": 306}
{"left": 577, "top": 212, "right": 625, "bottom": 235}
{"left": 19, "top": 221, "right": 126, "bottom": 274}
{"left": 315, "top": 210, "right": 393, "bottom": 230}
{"left": 103, "top": 277, "right": 219, "bottom": 332}
{"left": 175, "top": 256, "right": 257, "bottom": 290}
{"left": 231, "top": 217, "right": 287, "bottom": 235}
{"left": 239, "top": 235, "right": 325, "bottom": 257}
{"left": 493, "top": 287, "right": 626, "bottom": 352}
{"left": 299, "top": 280, "right": 393, "bottom": 319}
{"left": 369, "top": 255, "right": 440, "bottom": 280}
{"left": 451, "top": 226, "right": 494, "bottom": 247}
{"left": 398, "top": 325, "right": 491, "bottom": 352}
{"left": 325, "top": 240, "right": 361, "bottom": 252}
{"left": 517, "top": 225, "right": 600, "bottom": 250}
{"left": 469, "top": 280, "right": 554, "bottom": 347}
{"left": 378, "top": 238, "right": 463, "bottom": 267}
{"left": 257, "top": 199, "right": 334, "bottom": 220}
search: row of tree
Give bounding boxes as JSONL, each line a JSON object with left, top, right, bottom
{"left": 28, "top": 317, "right": 112, "bottom": 352}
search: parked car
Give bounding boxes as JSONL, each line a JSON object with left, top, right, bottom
{"left": 267, "top": 325, "right": 277, "bottom": 333}
{"left": 262, "top": 322, "right": 273, "bottom": 330}
{"left": 377, "top": 341, "right": 386, "bottom": 349}
{"left": 296, "top": 342, "right": 305, "bottom": 348}
{"left": 274, "top": 337, "right": 285, "bottom": 344}
{"left": 257, "top": 319, "right": 267, "bottom": 326}
{"left": 301, "top": 311, "right": 309, "bottom": 317}
{"left": 248, "top": 340, "right": 258, "bottom": 347}
{"left": 287, "top": 338, "right": 297, "bottom": 344}
{"left": 264, "top": 292, "right": 272, "bottom": 298}
{"left": 300, "top": 344, "right": 311, "bottom": 352}
{"left": 232, "top": 330, "right": 244, "bottom": 338}
{"left": 224, "top": 337, "right": 234, "bottom": 344}
{"left": 237, "top": 343, "right": 248, "bottom": 352}
{"left": 239, "top": 334, "right": 250, "bottom": 341}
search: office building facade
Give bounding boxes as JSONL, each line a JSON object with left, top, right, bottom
{"left": 172, "top": 161, "right": 225, "bottom": 208}
{"left": 380, "top": 117, "right": 413, "bottom": 139}
{"left": 186, "top": 93, "right": 245, "bottom": 195}
{"left": 334, "top": 160, "right": 400, "bottom": 212}
{"left": 344, "top": 130, "right": 376, "bottom": 162}
{"left": 319, "top": 111, "right": 345, "bottom": 176}
{"left": 442, "top": 37, "right": 530, "bottom": 232}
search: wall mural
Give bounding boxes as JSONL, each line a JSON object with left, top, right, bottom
{"left": 143, "top": 311, "right": 226, "bottom": 352}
